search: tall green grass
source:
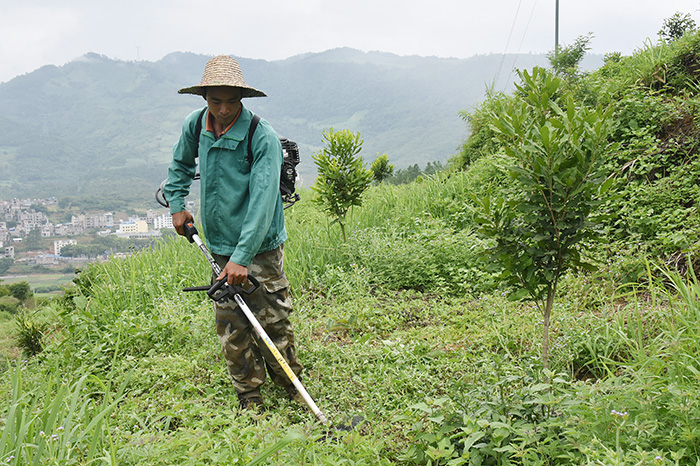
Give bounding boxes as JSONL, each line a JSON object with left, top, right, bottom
{"left": 285, "top": 171, "right": 497, "bottom": 296}
{"left": 0, "top": 363, "right": 126, "bottom": 465}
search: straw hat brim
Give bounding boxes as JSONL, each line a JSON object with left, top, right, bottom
{"left": 178, "top": 85, "right": 266, "bottom": 98}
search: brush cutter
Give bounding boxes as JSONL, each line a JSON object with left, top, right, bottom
{"left": 180, "top": 222, "right": 329, "bottom": 426}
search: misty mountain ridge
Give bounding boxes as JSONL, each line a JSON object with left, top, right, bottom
{"left": 0, "top": 48, "right": 602, "bottom": 205}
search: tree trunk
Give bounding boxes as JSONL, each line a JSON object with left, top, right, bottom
{"left": 542, "top": 288, "right": 555, "bottom": 369}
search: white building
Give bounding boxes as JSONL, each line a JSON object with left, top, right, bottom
{"left": 118, "top": 219, "right": 148, "bottom": 235}
{"left": 153, "top": 214, "right": 174, "bottom": 230}
{"left": 54, "top": 239, "right": 77, "bottom": 255}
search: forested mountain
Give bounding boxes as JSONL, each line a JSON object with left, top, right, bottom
{"left": 0, "top": 49, "right": 601, "bottom": 206}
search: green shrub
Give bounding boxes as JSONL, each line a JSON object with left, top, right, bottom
{"left": 346, "top": 215, "right": 496, "bottom": 295}
{"left": 14, "top": 312, "right": 47, "bottom": 356}
{"left": 0, "top": 296, "right": 20, "bottom": 315}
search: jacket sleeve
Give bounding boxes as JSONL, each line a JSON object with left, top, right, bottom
{"left": 229, "top": 120, "right": 283, "bottom": 266}
{"left": 163, "top": 109, "right": 202, "bottom": 214}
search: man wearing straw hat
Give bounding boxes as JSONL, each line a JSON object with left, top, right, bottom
{"left": 163, "top": 55, "right": 303, "bottom": 411}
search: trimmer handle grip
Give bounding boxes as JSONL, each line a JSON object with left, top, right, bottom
{"left": 207, "top": 274, "right": 260, "bottom": 302}
{"left": 184, "top": 222, "right": 198, "bottom": 243}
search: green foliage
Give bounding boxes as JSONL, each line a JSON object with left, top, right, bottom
{"left": 0, "top": 281, "right": 31, "bottom": 313}
{"left": 456, "top": 31, "right": 700, "bottom": 271}
{"left": 0, "top": 258, "right": 12, "bottom": 275}
{"left": 453, "top": 91, "right": 512, "bottom": 169}
{"left": 384, "top": 161, "right": 445, "bottom": 185}
{"left": 0, "top": 296, "right": 20, "bottom": 315}
{"left": 311, "top": 128, "right": 373, "bottom": 241}
{"left": 399, "top": 263, "right": 700, "bottom": 465}
{"left": 370, "top": 153, "right": 394, "bottom": 183}
{"left": 548, "top": 33, "right": 593, "bottom": 78}
{"left": 588, "top": 41, "right": 700, "bottom": 258}
{"left": 287, "top": 171, "right": 503, "bottom": 297}
{"left": 346, "top": 216, "right": 495, "bottom": 295}
{"left": 8, "top": 282, "right": 31, "bottom": 302}
{"left": 472, "top": 67, "right": 615, "bottom": 367}
{"left": 24, "top": 229, "right": 42, "bottom": 250}
{"left": 14, "top": 312, "right": 46, "bottom": 356}
{"left": 659, "top": 12, "right": 697, "bottom": 42}
{"left": 1, "top": 364, "right": 126, "bottom": 465}
{"left": 60, "top": 234, "right": 154, "bottom": 258}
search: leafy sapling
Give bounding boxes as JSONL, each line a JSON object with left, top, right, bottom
{"left": 312, "top": 128, "right": 373, "bottom": 241}
{"left": 473, "top": 67, "right": 616, "bottom": 368}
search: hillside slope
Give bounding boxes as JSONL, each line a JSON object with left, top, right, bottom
{"left": 0, "top": 49, "right": 566, "bottom": 203}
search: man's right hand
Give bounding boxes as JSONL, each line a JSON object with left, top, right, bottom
{"left": 172, "top": 210, "right": 194, "bottom": 237}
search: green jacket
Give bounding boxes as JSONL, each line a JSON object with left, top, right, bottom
{"left": 164, "top": 105, "right": 287, "bottom": 267}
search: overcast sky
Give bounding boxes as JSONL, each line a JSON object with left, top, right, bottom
{"left": 1, "top": 0, "right": 699, "bottom": 83}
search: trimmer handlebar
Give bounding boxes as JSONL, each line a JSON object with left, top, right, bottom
{"left": 182, "top": 222, "right": 259, "bottom": 301}
{"left": 183, "top": 275, "right": 259, "bottom": 302}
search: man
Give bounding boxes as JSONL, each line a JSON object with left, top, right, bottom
{"left": 163, "top": 55, "right": 303, "bottom": 410}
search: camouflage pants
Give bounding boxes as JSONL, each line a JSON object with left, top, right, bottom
{"left": 211, "top": 246, "right": 303, "bottom": 400}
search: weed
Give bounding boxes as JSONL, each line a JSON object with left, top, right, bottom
{"left": 14, "top": 312, "right": 46, "bottom": 357}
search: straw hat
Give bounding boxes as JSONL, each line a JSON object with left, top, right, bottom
{"left": 178, "top": 55, "right": 266, "bottom": 98}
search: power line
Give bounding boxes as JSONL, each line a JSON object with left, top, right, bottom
{"left": 496, "top": 0, "right": 525, "bottom": 85}
{"left": 503, "top": 0, "right": 539, "bottom": 90}
{"left": 555, "top": 0, "right": 559, "bottom": 51}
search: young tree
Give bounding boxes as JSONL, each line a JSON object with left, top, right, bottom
{"left": 659, "top": 12, "right": 697, "bottom": 42}
{"left": 370, "top": 153, "right": 395, "bottom": 183}
{"left": 547, "top": 33, "right": 593, "bottom": 78}
{"left": 25, "top": 228, "right": 43, "bottom": 250}
{"left": 473, "top": 67, "right": 615, "bottom": 368}
{"left": 0, "top": 258, "right": 13, "bottom": 275}
{"left": 9, "top": 281, "right": 32, "bottom": 302}
{"left": 312, "top": 128, "right": 373, "bottom": 241}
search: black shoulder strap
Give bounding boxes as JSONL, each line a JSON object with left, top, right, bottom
{"left": 246, "top": 114, "right": 261, "bottom": 164}
{"left": 193, "top": 107, "right": 207, "bottom": 156}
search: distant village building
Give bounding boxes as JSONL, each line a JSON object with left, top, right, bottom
{"left": 53, "top": 224, "right": 71, "bottom": 236}
{"left": 146, "top": 209, "right": 158, "bottom": 225}
{"left": 153, "top": 214, "right": 174, "bottom": 230}
{"left": 40, "top": 224, "right": 54, "bottom": 237}
{"left": 54, "top": 239, "right": 77, "bottom": 255}
{"left": 3, "top": 245, "right": 14, "bottom": 259}
{"left": 28, "top": 254, "right": 58, "bottom": 266}
{"left": 118, "top": 219, "right": 148, "bottom": 235}
{"left": 71, "top": 212, "right": 114, "bottom": 231}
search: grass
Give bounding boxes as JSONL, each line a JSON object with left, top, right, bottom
{"left": 1, "top": 176, "right": 699, "bottom": 464}
{"left": 0, "top": 274, "right": 74, "bottom": 287}
{"left": 2, "top": 235, "right": 698, "bottom": 464}
{"left": 0, "top": 315, "right": 18, "bottom": 361}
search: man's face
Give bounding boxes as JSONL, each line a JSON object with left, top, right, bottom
{"left": 205, "top": 87, "right": 242, "bottom": 128}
